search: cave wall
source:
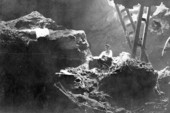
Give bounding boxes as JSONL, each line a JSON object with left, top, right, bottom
{"left": 0, "top": 11, "right": 90, "bottom": 112}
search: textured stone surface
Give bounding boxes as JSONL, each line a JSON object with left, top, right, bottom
{"left": 157, "top": 67, "right": 170, "bottom": 113}
{"left": 55, "top": 53, "right": 159, "bottom": 113}
{"left": 99, "top": 58, "right": 158, "bottom": 100}
{"left": 158, "top": 67, "right": 170, "bottom": 96}
{"left": 146, "top": 8, "right": 170, "bottom": 69}
{"left": 0, "top": 11, "right": 90, "bottom": 110}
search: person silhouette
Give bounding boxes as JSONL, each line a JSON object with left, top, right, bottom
{"left": 98, "top": 44, "right": 113, "bottom": 69}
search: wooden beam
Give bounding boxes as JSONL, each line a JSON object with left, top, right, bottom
{"left": 140, "top": 6, "right": 151, "bottom": 62}
{"left": 132, "top": 5, "right": 144, "bottom": 58}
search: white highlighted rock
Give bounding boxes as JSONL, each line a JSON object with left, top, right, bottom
{"left": 19, "top": 27, "right": 50, "bottom": 38}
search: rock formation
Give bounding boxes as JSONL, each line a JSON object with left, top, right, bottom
{"left": 0, "top": 9, "right": 169, "bottom": 113}
{"left": 55, "top": 53, "right": 161, "bottom": 113}
{"left": 0, "top": 11, "right": 90, "bottom": 111}
{"left": 157, "top": 67, "right": 170, "bottom": 113}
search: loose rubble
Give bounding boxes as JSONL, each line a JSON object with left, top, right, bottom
{"left": 55, "top": 52, "right": 163, "bottom": 113}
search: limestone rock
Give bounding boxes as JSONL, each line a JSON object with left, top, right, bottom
{"left": 0, "top": 11, "right": 90, "bottom": 107}
{"left": 99, "top": 57, "right": 158, "bottom": 101}
{"left": 55, "top": 53, "right": 158, "bottom": 112}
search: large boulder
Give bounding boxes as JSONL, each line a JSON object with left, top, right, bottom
{"left": 55, "top": 53, "right": 158, "bottom": 112}
{"left": 0, "top": 11, "right": 90, "bottom": 108}
{"left": 157, "top": 67, "right": 170, "bottom": 96}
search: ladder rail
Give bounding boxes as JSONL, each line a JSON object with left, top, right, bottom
{"left": 115, "top": 4, "right": 127, "bottom": 32}
{"left": 132, "top": 5, "right": 144, "bottom": 58}
{"left": 140, "top": 6, "right": 151, "bottom": 62}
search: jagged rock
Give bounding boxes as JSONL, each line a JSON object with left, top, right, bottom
{"left": 158, "top": 67, "right": 170, "bottom": 95}
{"left": 55, "top": 53, "right": 158, "bottom": 112}
{"left": 157, "top": 67, "right": 170, "bottom": 113}
{"left": 0, "top": 11, "right": 90, "bottom": 108}
{"left": 99, "top": 56, "right": 158, "bottom": 102}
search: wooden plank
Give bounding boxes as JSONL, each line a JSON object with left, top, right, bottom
{"left": 120, "top": 8, "right": 126, "bottom": 13}
{"left": 132, "top": 5, "right": 144, "bottom": 58}
{"left": 140, "top": 6, "right": 151, "bottom": 62}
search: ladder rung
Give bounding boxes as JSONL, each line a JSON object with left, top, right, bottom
{"left": 122, "top": 14, "right": 129, "bottom": 21}
{"left": 125, "top": 22, "right": 132, "bottom": 27}
{"left": 120, "top": 8, "right": 126, "bottom": 13}
{"left": 129, "top": 31, "right": 134, "bottom": 35}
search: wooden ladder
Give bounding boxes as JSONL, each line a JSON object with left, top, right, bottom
{"left": 132, "top": 5, "right": 151, "bottom": 62}
{"left": 115, "top": 3, "right": 151, "bottom": 62}
{"left": 115, "top": 4, "right": 136, "bottom": 50}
